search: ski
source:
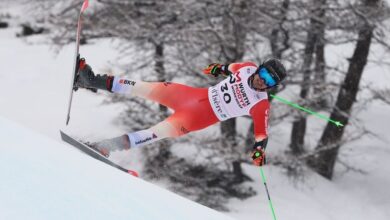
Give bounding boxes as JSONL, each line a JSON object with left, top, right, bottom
{"left": 60, "top": 130, "right": 139, "bottom": 177}
{"left": 65, "top": 0, "right": 89, "bottom": 125}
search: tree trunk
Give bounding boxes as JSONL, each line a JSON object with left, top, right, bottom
{"left": 155, "top": 43, "right": 168, "bottom": 115}
{"left": 289, "top": 0, "right": 327, "bottom": 155}
{"left": 289, "top": 30, "right": 316, "bottom": 155}
{"left": 313, "top": 41, "right": 327, "bottom": 109}
{"left": 308, "top": 25, "right": 374, "bottom": 179}
{"left": 220, "top": 118, "right": 238, "bottom": 158}
{"left": 270, "top": 0, "right": 290, "bottom": 60}
{"left": 312, "top": 0, "right": 328, "bottom": 110}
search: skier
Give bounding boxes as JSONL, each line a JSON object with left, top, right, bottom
{"left": 75, "top": 58, "right": 286, "bottom": 166}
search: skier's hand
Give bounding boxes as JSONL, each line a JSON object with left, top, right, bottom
{"left": 78, "top": 57, "right": 87, "bottom": 72}
{"left": 251, "top": 147, "right": 266, "bottom": 166}
{"left": 203, "top": 63, "right": 224, "bottom": 77}
{"left": 74, "top": 58, "right": 98, "bottom": 92}
{"left": 74, "top": 58, "right": 91, "bottom": 89}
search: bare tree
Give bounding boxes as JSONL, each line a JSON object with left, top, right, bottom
{"left": 289, "top": 0, "right": 328, "bottom": 156}
{"left": 307, "top": 0, "right": 384, "bottom": 179}
{"left": 312, "top": 0, "right": 328, "bottom": 109}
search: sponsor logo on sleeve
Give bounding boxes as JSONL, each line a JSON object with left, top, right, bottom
{"left": 119, "top": 79, "right": 136, "bottom": 86}
{"left": 135, "top": 133, "right": 158, "bottom": 145}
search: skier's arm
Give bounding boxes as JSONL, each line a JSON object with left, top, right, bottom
{"left": 203, "top": 62, "right": 257, "bottom": 77}
{"left": 249, "top": 100, "right": 270, "bottom": 166}
{"left": 250, "top": 99, "right": 270, "bottom": 143}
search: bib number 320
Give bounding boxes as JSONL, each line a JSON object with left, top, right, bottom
{"left": 220, "top": 83, "right": 231, "bottom": 104}
{"left": 220, "top": 72, "right": 241, "bottom": 104}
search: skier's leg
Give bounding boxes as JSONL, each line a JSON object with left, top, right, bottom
{"left": 111, "top": 77, "right": 205, "bottom": 110}
{"left": 126, "top": 120, "right": 178, "bottom": 148}
{"left": 91, "top": 119, "right": 178, "bottom": 156}
{"left": 75, "top": 64, "right": 198, "bottom": 110}
{"left": 92, "top": 88, "right": 219, "bottom": 154}
{"left": 127, "top": 104, "right": 219, "bottom": 148}
{"left": 127, "top": 90, "right": 220, "bottom": 148}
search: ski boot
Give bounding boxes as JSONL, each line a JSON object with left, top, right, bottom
{"left": 75, "top": 58, "right": 113, "bottom": 92}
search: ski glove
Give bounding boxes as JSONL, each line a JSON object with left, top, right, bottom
{"left": 251, "top": 139, "right": 267, "bottom": 166}
{"left": 203, "top": 63, "right": 230, "bottom": 77}
{"left": 251, "top": 148, "right": 266, "bottom": 166}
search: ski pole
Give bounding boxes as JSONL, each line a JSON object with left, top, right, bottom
{"left": 260, "top": 167, "right": 277, "bottom": 220}
{"left": 269, "top": 94, "right": 343, "bottom": 127}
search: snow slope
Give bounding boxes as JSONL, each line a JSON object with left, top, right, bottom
{"left": 0, "top": 116, "right": 235, "bottom": 220}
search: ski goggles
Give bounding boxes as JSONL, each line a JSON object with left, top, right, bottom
{"left": 258, "top": 67, "right": 277, "bottom": 87}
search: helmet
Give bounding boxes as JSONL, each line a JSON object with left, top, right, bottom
{"left": 260, "top": 58, "right": 286, "bottom": 86}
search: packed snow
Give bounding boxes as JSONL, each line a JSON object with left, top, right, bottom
{"left": 0, "top": 116, "right": 235, "bottom": 220}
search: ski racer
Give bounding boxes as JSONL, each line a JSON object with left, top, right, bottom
{"left": 75, "top": 58, "right": 286, "bottom": 166}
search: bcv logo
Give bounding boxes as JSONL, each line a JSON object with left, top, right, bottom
{"left": 119, "top": 79, "right": 136, "bottom": 86}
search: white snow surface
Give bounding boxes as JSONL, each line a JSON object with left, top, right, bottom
{"left": 0, "top": 116, "right": 235, "bottom": 220}
{"left": 1, "top": 3, "right": 390, "bottom": 220}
